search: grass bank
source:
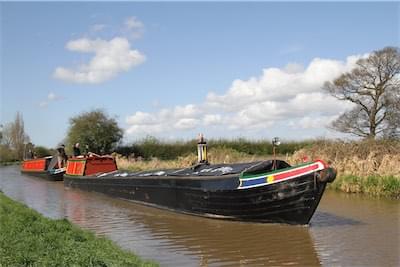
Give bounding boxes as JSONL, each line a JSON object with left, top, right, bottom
{"left": 328, "top": 175, "right": 400, "bottom": 199}
{"left": 0, "top": 192, "right": 157, "bottom": 267}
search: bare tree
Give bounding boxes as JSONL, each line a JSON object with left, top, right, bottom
{"left": 324, "top": 47, "right": 400, "bottom": 139}
{"left": 2, "top": 112, "right": 30, "bottom": 159}
{"left": 1, "top": 124, "right": 13, "bottom": 148}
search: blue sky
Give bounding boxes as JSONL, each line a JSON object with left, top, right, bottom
{"left": 1, "top": 2, "right": 399, "bottom": 147}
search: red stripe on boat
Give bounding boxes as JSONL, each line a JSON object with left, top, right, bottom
{"left": 21, "top": 159, "right": 47, "bottom": 171}
{"left": 273, "top": 163, "right": 319, "bottom": 181}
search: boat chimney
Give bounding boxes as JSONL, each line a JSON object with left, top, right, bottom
{"left": 197, "top": 133, "right": 208, "bottom": 164}
{"left": 272, "top": 137, "right": 280, "bottom": 170}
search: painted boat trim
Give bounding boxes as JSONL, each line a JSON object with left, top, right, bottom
{"left": 238, "top": 160, "right": 326, "bottom": 189}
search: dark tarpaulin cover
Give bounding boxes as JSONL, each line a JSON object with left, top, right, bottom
{"left": 96, "top": 160, "right": 291, "bottom": 178}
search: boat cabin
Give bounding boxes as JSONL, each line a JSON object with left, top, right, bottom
{"left": 66, "top": 156, "right": 117, "bottom": 176}
{"left": 21, "top": 156, "right": 53, "bottom": 172}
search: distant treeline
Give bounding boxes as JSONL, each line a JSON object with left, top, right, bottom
{"left": 0, "top": 146, "right": 55, "bottom": 163}
{"left": 115, "top": 137, "right": 313, "bottom": 160}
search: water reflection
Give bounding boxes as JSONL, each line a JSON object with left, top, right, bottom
{"left": 310, "top": 190, "right": 400, "bottom": 266}
{"left": 311, "top": 211, "right": 363, "bottom": 227}
{"left": 1, "top": 166, "right": 399, "bottom": 266}
{"left": 67, "top": 190, "right": 322, "bottom": 266}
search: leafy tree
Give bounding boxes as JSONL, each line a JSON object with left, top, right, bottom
{"left": 34, "top": 146, "right": 54, "bottom": 158}
{"left": 67, "top": 109, "right": 123, "bottom": 154}
{"left": 324, "top": 47, "right": 400, "bottom": 139}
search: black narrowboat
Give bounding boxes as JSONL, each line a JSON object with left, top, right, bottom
{"left": 64, "top": 156, "right": 336, "bottom": 224}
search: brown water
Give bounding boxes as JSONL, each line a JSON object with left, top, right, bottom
{"left": 1, "top": 166, "right": 399, "bottom": 266}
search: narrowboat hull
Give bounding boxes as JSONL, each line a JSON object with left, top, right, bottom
{"left": 64, "top": 163, "right": 334, "bottom": 224}
{"left": 21, "top": 169, "right": 65, "bottom": 181}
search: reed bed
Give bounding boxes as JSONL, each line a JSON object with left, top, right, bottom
{"left": 288, "top": 139, "right": 400, "bottom": 178}
{"left": 288, "top": 139, "right": 400, "bottom": 198}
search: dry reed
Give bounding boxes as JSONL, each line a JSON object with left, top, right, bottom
{"left": 287, "top": 139, "right": 400, "bottom": 198}
{"left": 287, "top": 139, "right": 400, "bottom": 178}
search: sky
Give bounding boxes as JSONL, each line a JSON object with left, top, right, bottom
{"left": 1, "top": 2, "right": 399, "bottom": 147}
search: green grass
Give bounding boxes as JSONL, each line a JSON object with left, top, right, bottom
{"left": 328, "top": 175, "right": 400, "bottom": 199}
{"left": 0, "top": 192, "right": 158, "bottom": 267}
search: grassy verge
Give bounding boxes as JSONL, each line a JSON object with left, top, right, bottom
{"left": 0, "top": 192, "right": 158, "bottom": 267}
{"left": 328, "top": 175, "right": 400, "bottom": 199}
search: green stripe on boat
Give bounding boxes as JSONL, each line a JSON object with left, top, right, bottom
{"left": 239, "top": 162, "right": 312, "bottom": 179}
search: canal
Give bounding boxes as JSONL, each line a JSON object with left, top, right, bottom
{"left": 1, "top": 166, "right": 399, "bottom": 266}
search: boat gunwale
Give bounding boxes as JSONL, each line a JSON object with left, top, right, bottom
{"left": 66, "top": 161, "right": 326, "bottom": 181}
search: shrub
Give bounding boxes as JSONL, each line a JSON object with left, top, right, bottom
{"left": 118, "top": 137, "right": 311, "bottom": 160}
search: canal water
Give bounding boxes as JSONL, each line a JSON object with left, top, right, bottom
{"left": 1, "top": 166, "right": 399, "bottom": 266}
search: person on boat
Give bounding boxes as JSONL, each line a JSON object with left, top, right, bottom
{"left": 73, "top": 143, "right": 81, "bottom": 157}
{"left": 56, "top": 144, "right": 68, "bottom": 168}
{"left": 25, "top": 142, "right": 35, "bottom": 159}
{"left": 27, "top": 149, "right": 35, "bottom": 159}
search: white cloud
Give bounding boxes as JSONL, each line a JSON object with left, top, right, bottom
{"left": 203, "top": 114, "right": 222, "bottom": 126}
{"left": 54, "top": 16, "right": 146, "bottom": 84}
{"left": 125, "top": 54, "right": 363, "bottom": 138}
{"left": 125, "top": 16, "right": 143, "bottom": 30}
{"left": 39, "top": 101, "right": 48, "bottom": 108}
{"left": 206, "top": 56, "right": 358, "bottom": 110}
{"left": 91, "top": 24, "right": 106, "bottom": 32}
{"left": 174, "top": 118, "right": 200, "bottom": 130}
{"left": 123, "top": 16, "right": 144, "bottom": 39}
{"left": 39, "top": 92, "right": 62, "bottom": 108}
{"left": 125, "top": 104, "right": 204, "bottom": 135}
{"left": 289, "top": 115, "right": 338, "bottom": 129}
{"left": 126, "top": 111, "right": 158, "bottom": 125}
{"left": 173, "top": 104, "right": 200, "bottom": 119}
{"left": 54, "top": 37, "right": 145, "bottom": 84}
{"left": 47, "top": 92, "right": 57, "bottom": 101}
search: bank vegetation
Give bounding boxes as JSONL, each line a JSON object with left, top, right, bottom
{"left": 0, "top": 192, "right": 157, "bottom": 267}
